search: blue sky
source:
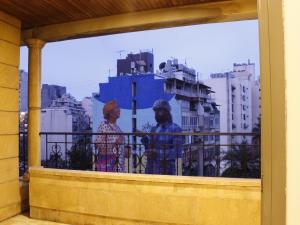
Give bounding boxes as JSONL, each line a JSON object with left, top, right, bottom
{"left": 20, "top": 20, "right": 259, "bottom": 100}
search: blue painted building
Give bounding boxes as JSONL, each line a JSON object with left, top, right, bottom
{"left": 92, "top": 74, "right": 181, "bottom": 133}
{"left": 92, "top": 56, "right": 220, "bottom": 176}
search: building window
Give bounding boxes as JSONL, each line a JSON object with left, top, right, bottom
{"left": 215, "top": 118, "right": 220, "bottom": 125}
{"left": 190, "top": 102, "right": 196, "bottom": 111}
{"left": 182, "top": 116, "right": 188, "bottom": 126}
{"left": 210, "top": 119, "right": 214, "bottom": 127}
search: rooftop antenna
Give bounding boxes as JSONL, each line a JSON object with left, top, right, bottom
{"left": 117, "top": 50, "right": 125, "bottom": 59}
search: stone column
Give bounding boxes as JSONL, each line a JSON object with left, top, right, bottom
{"left": 25, "top": 39, "right": 45, "bottom": 167}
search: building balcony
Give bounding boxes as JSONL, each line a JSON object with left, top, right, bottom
{"left": 4, "top": 0, "right": 290, "bottom": 223}
{"left": 15, "top": 131, "right": 261, "bottom": 224}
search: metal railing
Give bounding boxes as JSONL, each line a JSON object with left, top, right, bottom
{"left": 37, "top": 132, "right": 260, "bottom": 178}
{"left": 19, "top": 132, "right": 28, "bottom": 176}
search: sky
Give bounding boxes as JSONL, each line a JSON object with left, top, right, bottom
{"left": 20, "top": 20, "right": 260, "bottom": 100}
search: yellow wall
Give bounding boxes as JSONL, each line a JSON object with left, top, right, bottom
{"left": 283, "top": 1, "right": 300, "bottom": 225}
{"left": 0, "top": 10, "right": 21, "bottom": 221}
{"left": 30, "top": 168, "right": 261, "bottom": 225}
{"left": 258, "top": 0, "right": 300, "bottom": 224}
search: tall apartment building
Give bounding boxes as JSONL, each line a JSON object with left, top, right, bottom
{"left": 19, "top": 70, "right": 28, "bottom": 112}
{"left": 41, "top": 94, "right": 91, "bottom": 160}
{"left": 117, "top": 51, "right": 154, "bottom": 76}
{"left": 81, "top": 97, "right": 93, "bottom": 128}
{"left": 158, "top": 59, "right": 220, "bottom": 133}
{"left": 252, "top": 79, "right": 261, "bottom": 127}
{"left": 93, "top": 54, "right": 220, "bottom": 176}
{"left": 19, "top": 76, "right": 67, "bottom": 112}
{"left": 41, "top": 84, "right": 66, "bottom": 108}
{"left": 205, "top": 60, "right": 260, "bottom": 147}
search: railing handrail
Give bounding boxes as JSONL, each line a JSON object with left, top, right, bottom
{"left": 39, "top": 131, "right": 259, "bottom": 136}
{"left": 19, "top": 130, "right": 261, "bottom": 177}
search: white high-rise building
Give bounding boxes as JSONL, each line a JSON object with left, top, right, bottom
{"left": 205, "top": 60, "right": 260, "bottom": 147}
{"left": 19, "top": 70, "right": 28, "bottom": 112}
{"left": 251, "top": 79, "right": 261, "bottom": 128}
{"left": 81, "top": 97, "right": 93, "bottom": 128}
{"left": 41, "top": 108, "right": 73, "bottom": 160}
{"left": 41, "top": 94, "right": 91, "bottom": 161}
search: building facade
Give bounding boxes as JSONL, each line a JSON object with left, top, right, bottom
{"left": 41, "top": 84, "right": 66, "bottom": 109}
{"left": 41, "top": 93, "right": 91, "bottom": 161}
{"left": 117, "top": 51, "right": 154, "bottom": 76}
{"left": 93, "top": 55, "right": 220, "bottom": 176}
{"left": 205, "top": 61, "right": 260, "bottom": 147}
{"left": 81, "top": 96, "right": 93, "bottom": 128}
{"left": 19, "top": 70, "right": 28, "bottom": 112}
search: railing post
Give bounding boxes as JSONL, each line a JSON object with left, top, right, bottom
{"left": 45, "top": 134, "right": 48, "bottom": 167}
{"left": 215, "top": 133, "right": 220, "bottom": 177}
{"left": 127, "top": 134, "right": 130, "bottom": 173}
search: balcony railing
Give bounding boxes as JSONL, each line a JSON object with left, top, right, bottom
{"left": 19, "top": 132, "right": 28, "bottom": 176}
{"left": 27, "top": 132, "right": 260, "bottom": 178}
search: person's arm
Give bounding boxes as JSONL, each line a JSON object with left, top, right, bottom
{"left": 141, "top": 127, "right": 158, "bottom": 159}
{"left": 141, "top": 127, "right": 156, "bottom": 149}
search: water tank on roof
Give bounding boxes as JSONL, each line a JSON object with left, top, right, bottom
{"left": 159, "top": 62, "right": 166, "bottom": 70}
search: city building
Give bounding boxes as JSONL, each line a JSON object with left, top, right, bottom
{"left": 41, "top": 108, "right": 73, "bottom": 161}
{"left": 19, "top": 78, "right": 67, "bottom": 112}
{"left": 81, "top": 96, "right": 93, "bottom": 128}
{"left": 19, "top": 70, "right": 28, "bottom": 112}
{"left": 252, "top": 78, "right": 261, "bottom": 127}
{"left": 158, "top": 59, "right": 220, "bottom": 176}
{"left": 41, "top": 84, "right": 66, "bottom": 108}
{"left": 41, "top": 93, "right": 91, "bottom": 160}
{"left": 205, "top": 60, "right": 260, "bottom": 147}
{"left": 93, "top": 55, "right": 220, "bottom": 176}
{"left": 117, "top": 51, "right": 154, "bottom": 76}
{"left": 1, "top": 1, "right": 293, "bottom": 225}
{"left": 158, "top": 59, "right": 220, "bottom": 133}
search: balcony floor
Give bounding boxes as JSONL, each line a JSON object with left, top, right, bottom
{"left": 0, "top": 214, "right": 69, "bottom": 225}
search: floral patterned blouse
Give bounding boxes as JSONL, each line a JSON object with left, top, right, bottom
{"left": 95, "top": 121, "right": 124, "bottom": 172}
{"left": 95, "top": 121, "right": 124, "bottom": 155}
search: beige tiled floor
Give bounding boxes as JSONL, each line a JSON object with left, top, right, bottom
{"left": 0, "top": 214, "right": 69, "bottom": 225}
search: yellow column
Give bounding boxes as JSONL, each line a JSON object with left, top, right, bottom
{"left": 26, "top": 39, "right": 45, "bottom": 167}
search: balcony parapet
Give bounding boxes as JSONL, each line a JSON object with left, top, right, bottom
{"left": 29, "top": 167, "right": 261, "bottom": 225}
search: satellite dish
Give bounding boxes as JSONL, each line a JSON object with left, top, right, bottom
{"left": 159, "top": 62, "right": 166, "bottom": 70}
